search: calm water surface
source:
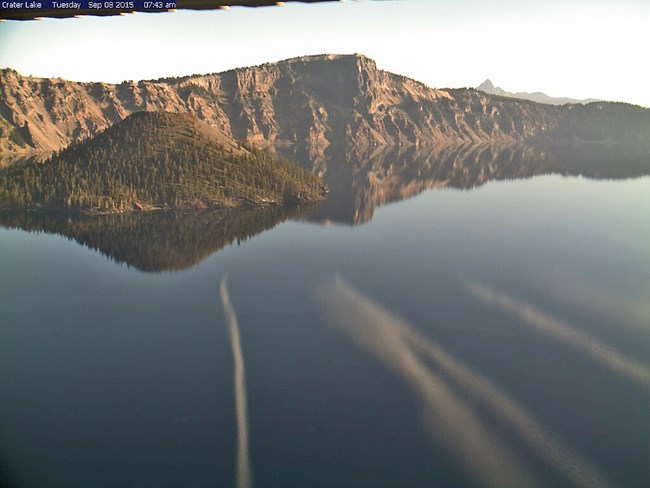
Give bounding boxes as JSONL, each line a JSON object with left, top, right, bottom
{"left": 1, "top": 148, "right": 649, "bottom": 487}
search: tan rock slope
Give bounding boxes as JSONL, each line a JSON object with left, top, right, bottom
{"left": 1, "top": 54, "right": 649, "bottom": 155}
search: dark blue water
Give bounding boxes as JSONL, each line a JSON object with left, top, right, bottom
{"left": 1, "top": 170, "right": 649, "bottom": 487}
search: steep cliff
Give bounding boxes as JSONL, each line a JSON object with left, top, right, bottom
{"left": 1, "top": 54, "right": 649, "bottom": 155}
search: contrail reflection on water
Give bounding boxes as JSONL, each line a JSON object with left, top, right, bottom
{"left": 404, "top": 328, "right": 610, "bottom": 488}
{"left": 317, "top": 276, "right": 536, "bottom": 488}
{"left": 465, "top": 280, "right": 650, "bottom": 389}
{"left": 220, "top": 276, "right": 252, "bottom": 488}
{"left": 318, "top": 276, "right": 613, "bottom": 488}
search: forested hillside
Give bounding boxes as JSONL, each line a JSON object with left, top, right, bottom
{"left": 0, "top": 111, "right": 327, "bottom": 213}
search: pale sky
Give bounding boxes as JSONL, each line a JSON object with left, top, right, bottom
{"left": 0, "top": 0, "right": 648, "bottom": 106}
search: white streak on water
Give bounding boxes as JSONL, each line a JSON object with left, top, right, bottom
{"left": 221, "top": 276, "right": 252, "bottom": 488}
{"left": 317, "top": 276, "right": 537, "bottom": 488}
{"left": 465, "top": 280, "right": 650, "bottom": 389}
{"left": 405, "top": 328, "right": 611, "bottom": 488}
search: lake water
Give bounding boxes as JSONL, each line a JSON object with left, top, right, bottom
{"left": 1, "top": 145, "right": 649, "bottom": 487}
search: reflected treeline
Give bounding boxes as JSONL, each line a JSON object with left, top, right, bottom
{"left": 277, "top": 142, "right": 650, "bottom": 225}
{"left": 0, "top": 207, "right": 306, "bottom": 272}
{"left": 2, "top": 142, "right": 648, "bottom": 267}
{"left": 5, "top": 142, "right": 649, "bottom": 230}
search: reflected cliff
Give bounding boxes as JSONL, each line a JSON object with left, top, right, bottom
{"left": 1, "top": 142, "right": 648, "bottom": 270}
{"left": 278, "top": 142, "right": 650, "bottom": 225}
{"left": 0, "top": 207, "right": 305, "bottom": 272}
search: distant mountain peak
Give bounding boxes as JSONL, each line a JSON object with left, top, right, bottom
{"left": 476, "top": 79, "right": 601, "bottom": 105}
{"left": 478, "top": 79, "right": 495, "bottom": 91}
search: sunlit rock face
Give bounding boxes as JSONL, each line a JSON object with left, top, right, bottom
{"left": 2, "top": 54, "right": 649, "bottom": 154}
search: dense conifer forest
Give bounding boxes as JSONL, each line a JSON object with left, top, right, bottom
{"left": 0, "top": 111, "right": 327, "bottom": 213}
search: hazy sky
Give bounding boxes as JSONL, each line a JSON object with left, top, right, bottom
{"left": 0, "top": 0, "right": 648, "bottom": 106}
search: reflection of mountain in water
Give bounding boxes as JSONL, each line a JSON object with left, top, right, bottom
{"left": 1, "top": 143, "right": 648, "bottom": 270}
{"left": 278, "top": 142, "right": 650, "bottom": 225}
{"left": 0, "top": 207, "right": 304, "bottom": 272}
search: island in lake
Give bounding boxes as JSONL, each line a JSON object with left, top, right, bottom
{"left": 0, "top": 111, "right": 327, "bottom": 214}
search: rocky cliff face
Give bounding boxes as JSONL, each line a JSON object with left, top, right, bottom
{"left": 1, "top": 54, "right": 649, "bottom": 156}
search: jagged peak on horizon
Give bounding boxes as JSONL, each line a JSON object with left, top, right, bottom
{"left": 478, "top": 79, "right": 496, "bottom": 91}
